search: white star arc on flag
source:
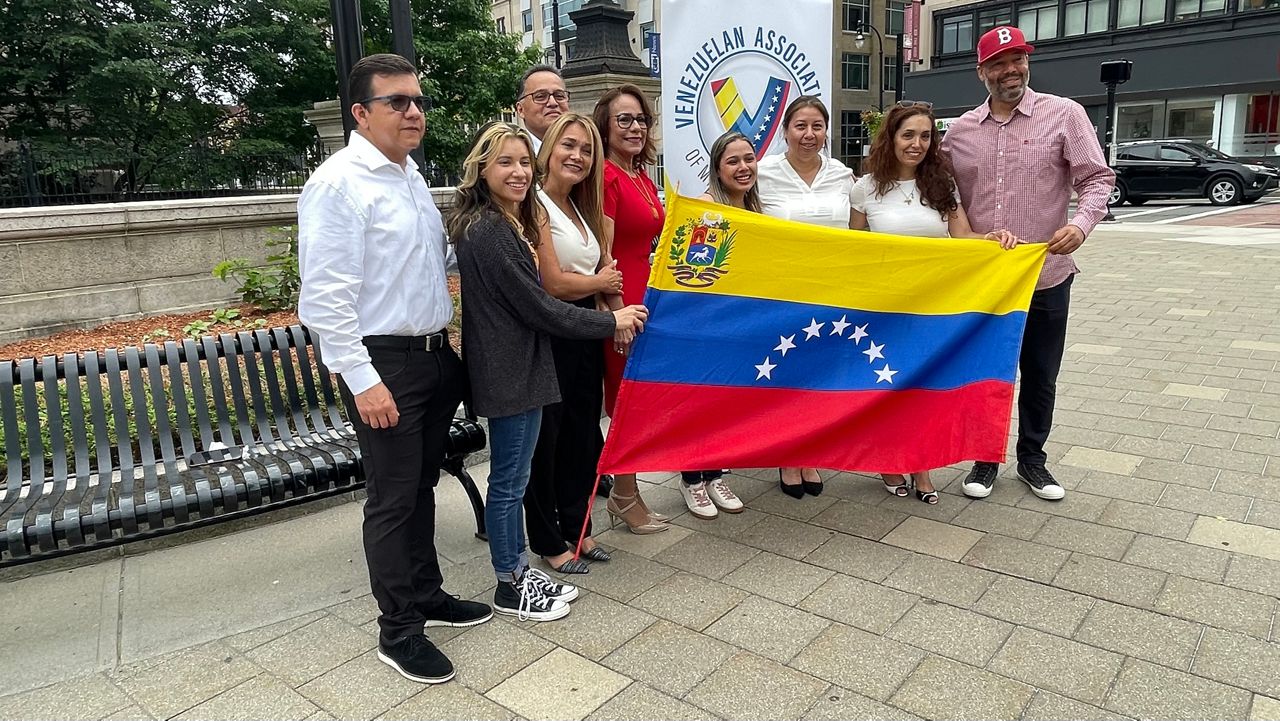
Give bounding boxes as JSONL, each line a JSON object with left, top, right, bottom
{"left": 752, "top": 317, "right": 897, "bottom": 387}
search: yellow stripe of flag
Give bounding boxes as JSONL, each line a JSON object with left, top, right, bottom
{"left": 647, "top": 195, "right": 1047, "bottom": 317}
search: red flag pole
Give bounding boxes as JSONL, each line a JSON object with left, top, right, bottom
{"left": 572, "top": 474, "right": 604, "bottom": 560}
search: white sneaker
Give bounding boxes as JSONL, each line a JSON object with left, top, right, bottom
{"left": 706, "top": 478, "right": 744, "bottom": 513}
{"left": 681, "top": 481, "right": 719, "bottom": 519}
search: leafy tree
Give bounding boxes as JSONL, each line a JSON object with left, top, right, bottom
{"left": 362, "top": 0, "right": 542, "bottom": 172}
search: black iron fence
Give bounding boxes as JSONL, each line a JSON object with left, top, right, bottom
{"left": 0, "top": 141, "right": 459, "bottom": 208}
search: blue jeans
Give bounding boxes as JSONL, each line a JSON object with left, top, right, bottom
{"left": 485, "top": 408, "right": 543, "bottom": 583}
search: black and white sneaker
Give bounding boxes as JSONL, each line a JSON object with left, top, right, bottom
{"left": 1017, "top": 463, "right": 1065, "bottom": 501}
{"left": 525, "top": 566, "right": 579, "bottom": 603}
{"left": 494, "top": 570, "right": 571, "bottom": 622}
{"left": 962, "top": 462, "right": 999, "bottom": 499}
{"left": 377, "top": 634, "right": 455, "bottom": 684}
{"left": 423, "top": 595, "right": 493, "bottom": 628}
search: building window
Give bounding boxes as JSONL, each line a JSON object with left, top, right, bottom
{"left": 1116, "top": 0, "right": 1165, "bottom": 27}
{"left": 1167, "top": 100, "right": 1215, "bottom": 142}
{"left": 1064, "top": 0, "right": 1108, "bottom": 34}
{"left": 1017, "top": 0, "right": 1059, "bottom": 41}
{"left": 883, "top": 56, "right": 898, "bottom": 92}
{"left": 1239, "top": 0, "right": 1280, "bottom": 10}
{"left": 939, "top": 15, "right": 974, "bottom": 54}
{"left": 840, "top": 110, "right": 868, "bottom": 169}
{"left": 522, "top": 9, "right": 532, "bottom": 32}
{"left": 842, "top": 53, "right": 870, "bottom": 90}
{"left": 1245, "top": 93, "right": 1279, "bottom": 157}
{"left": 977, "top": 7, "right": 1013, "bottom": 33}
{"left": 1172, "top": 0, "right": 1226, "bottom": 19}
{"left": 842, "top": 0, "right": 871, "bottom": 30}
{"left": 886, "top": 0, "right": 905, "bottom": 35}
{"left": 1118, "top": 102, "right": 1165, "bottom": 140}
{"left": 495, "top": 17, "right": 506, "bottom": 33}
{"left": 544, "top": 0, "right": 587, "bottom": 44}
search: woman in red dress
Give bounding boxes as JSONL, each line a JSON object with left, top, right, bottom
{"left": 593, "top": 85, "right": 669, "bottom": 534}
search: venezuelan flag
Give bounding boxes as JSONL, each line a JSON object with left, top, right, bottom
{"left": 598, "top": 194, "right": 1048, "bottom": 475}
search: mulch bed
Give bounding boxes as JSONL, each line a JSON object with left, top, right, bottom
{"left": 0, "top": 277, "right": 463, "bottom": 363}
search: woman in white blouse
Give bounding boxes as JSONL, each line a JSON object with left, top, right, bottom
{"left": 849, "top": 101, "right": 1018, "bottom": 505}
{"left": 527, "top": 113, "right": 624, "bottom": 572}
{"left": 756, "top": 96, "right": 854, "bottom": 499}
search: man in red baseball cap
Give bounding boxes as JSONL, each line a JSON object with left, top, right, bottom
{"left": 941, "top": 27, "right": 1115, "bottom": 503}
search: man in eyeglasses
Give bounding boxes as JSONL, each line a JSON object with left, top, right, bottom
{"left": 298, "top": 53, "right": 491, "bottom": 686}
{"left": 514, "top": 65, "right": 571, "bottom": 152}
{"left": 942, "top": 26, "right": 1115, "bottom": 503}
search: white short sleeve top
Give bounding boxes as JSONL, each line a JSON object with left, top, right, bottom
{"left": 756, "top": 154, "right": 856, "bottom": 229}
{"left": 538, "top": 190, "right": 600, "bottom": 275}
{"left": 850, "top": 175, "right": 952, "bottom": 238}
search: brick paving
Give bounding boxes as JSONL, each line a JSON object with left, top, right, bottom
{"left": 1, "top": 224, "right": 1278, "bottom": 720}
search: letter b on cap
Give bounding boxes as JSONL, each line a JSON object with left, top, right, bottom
{"left": 997, "top": 28, "right": 1013, "bottom": 44}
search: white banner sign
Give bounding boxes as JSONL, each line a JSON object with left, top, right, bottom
{"left": 660, "top": 0, "right": 833, "bottom": 195}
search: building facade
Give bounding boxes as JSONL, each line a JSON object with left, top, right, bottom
{"left": 905, "top": 0, "right": 1280, "bottom": 159}
{"left": 490, "top": 0, "right": 912, "bottom": 172}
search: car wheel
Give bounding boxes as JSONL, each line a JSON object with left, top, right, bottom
{"left": 1208, "top": 176, "right": 1242, "bottom": 206}
{"left": 1108, "top": 182, "right": 1127, "bottom": 207}
{"left": 1128, "top": 198, "right": 1147, "bottom": 206}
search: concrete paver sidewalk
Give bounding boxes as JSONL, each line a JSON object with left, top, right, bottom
{"left": 1, "top": 223, "right": 1279, "bottom": 721}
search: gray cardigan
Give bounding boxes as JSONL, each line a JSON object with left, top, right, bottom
{"left": 456, "top": 212, "right": 617, "bottom": 418}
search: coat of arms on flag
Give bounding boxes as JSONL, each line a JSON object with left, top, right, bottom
{"left": 599, "top": 195, "right": 1048, "bottom": 475}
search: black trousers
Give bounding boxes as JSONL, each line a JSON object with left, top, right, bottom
{"left": 681, "top": 470, "right": 722, "bottom": 486}
{"left": 338, "top": 342, "right": 464, "bottom": 644}
{"left": 1016, "top": 275, "right": 1073, "bottom": 466}
{"left": 525, "top": 313, "right": 605, "bottom": 558}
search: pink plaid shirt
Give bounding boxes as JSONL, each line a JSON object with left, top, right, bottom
{"left": 942, "top": 87, "right": 1115, "bottom": 290}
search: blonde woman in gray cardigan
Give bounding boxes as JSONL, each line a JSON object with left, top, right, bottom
{"left": 447, "top": 122, "right": 646, "bottom": 623}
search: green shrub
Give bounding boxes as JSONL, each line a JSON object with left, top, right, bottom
{"left": 213, "top": 225, "right": 300, "bottom": 313}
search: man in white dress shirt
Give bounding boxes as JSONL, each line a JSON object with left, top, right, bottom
{"left": 515, "top": 64, "right": 570, "bottom": 153}
{"left": 298, "top": 54, "right": 490, "bottom": 686}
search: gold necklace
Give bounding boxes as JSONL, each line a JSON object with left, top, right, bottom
{"left": 617, "top": 161, "right": 660, "bottom": 220}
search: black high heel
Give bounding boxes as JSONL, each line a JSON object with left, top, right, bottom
{"left": 802, "top": 469, "right": 824, "bottom": 496}
{"left": 547, "top": 556, "right": 590, "bottom": 574}
{"left": 910, "top": 473, "right": 939, "bottom": 505}
{"left": 779, "top": 469, "right": 805, "bottom": 499}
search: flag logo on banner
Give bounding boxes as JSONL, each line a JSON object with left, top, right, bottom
{"left": 711, "top": 76, "right": 791, "bottom": 153}
{"left": 662, "top": 0, "right": 833, "bottom": 195}
{"left": 599, "top": 195, "right": 1048, "bottom": 476}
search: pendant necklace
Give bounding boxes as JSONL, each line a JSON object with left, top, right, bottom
{"left": 623, "top": 164, "right": 660, "bottom": 220}
{"left": 898, "top": 181, "right": 917, "bottom": 205}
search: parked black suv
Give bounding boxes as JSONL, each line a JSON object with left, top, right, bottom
{"left": 1108, "top": 139, "right": 1278, "bottom": 207}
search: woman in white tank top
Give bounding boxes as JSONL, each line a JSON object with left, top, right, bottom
{"left": 526, "top": 114, "right": 628, "bottom": 574}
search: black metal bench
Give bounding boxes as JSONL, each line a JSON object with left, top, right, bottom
{"left": 0, "top": 325, "right": 486, "bottom": 567}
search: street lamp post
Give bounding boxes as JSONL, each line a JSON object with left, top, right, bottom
{"left": 1099, "top": 59, "right": 1133, "bottom": 220}
{"left": 854, "top": 23, "right": 884, "bottom": 112}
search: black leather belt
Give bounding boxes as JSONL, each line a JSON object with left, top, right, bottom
{"left": 363, "top": 331, "right": 448, "bottom": 352}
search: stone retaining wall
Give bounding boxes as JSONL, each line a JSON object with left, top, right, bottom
{"left": 0, "top": 188, "right": 455, "bottom": 345}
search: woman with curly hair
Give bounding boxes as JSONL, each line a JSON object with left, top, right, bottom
{"left": 850, "top": 101, "right": 1019, "bottom": 505}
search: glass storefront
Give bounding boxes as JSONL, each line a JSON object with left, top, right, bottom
{"left": 1115, "top": 93, "right": 1280, "bottom": 158}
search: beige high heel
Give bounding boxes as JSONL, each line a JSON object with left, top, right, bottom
{"left": 634, "top": 489, "right": 670, "bottom": 523}
{"left": 607, "top": 492, "right": 670, "bottom": 534}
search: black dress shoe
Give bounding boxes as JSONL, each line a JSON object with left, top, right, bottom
{"left": 378, "top": 634, "right": 454, "bottom": 684}
{"left": 779, "top": 469, "right": 805, "bottom": 499}
{"left": 423, "top": 596, "right": 493, "bottom": 628}
{"left": 802, "top": 471, "right": 824, "bottom": 496}
{"left": 596, "top": 474, "right": 615, "bottom": 498}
